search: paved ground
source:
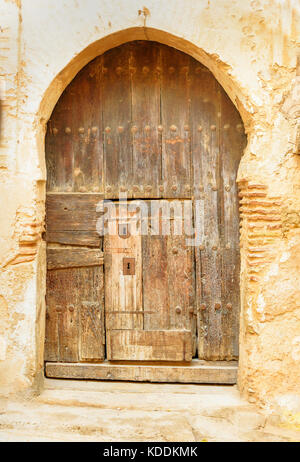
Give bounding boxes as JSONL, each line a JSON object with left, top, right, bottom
{"left": 0, "top": 379, "right": 299, "bottom": 442}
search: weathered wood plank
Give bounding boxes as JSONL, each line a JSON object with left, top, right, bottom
{"left": 46, "top": 193, "right": 103, "bottom": 247}
{"left": 79, "top": 266, "right": 105, "bottom": 362}
{"left": 72, "top": 57, "right": 104, "bottom": 193}
{"left": 143, "top": 201, "right": 196, "bottom": 353}
{"left": 46, "top": 85, "right": 74, "bottom": 191}
{"left": 45, "top": 360, "right": 238, "bottom": 384}
{"left": 47, "top": 248, "right": 103, "bottom": 270}
{"left": 219, "top": 88, "right": 246, "bottom": 359}
{"left": 102, "top": 44, "right": 132, "bottom": 198}
{"left": 190, "top": 62, "right": 223, "bottom": 360}
{"left": 161, "top": 45, "right": 191, "bottom": 198}
{"left": 167, "top": 213, "right": 196, "bottom": 337}
{"left": 45, "top": 265, "right": 105, "bottom": 363}
{"left": 104, "top": 204, "right": 143, "bottom": 330}
{"left": 45, "top": 267, "right": 80, "bottom": 362}
{"left": 131, "top": 42, "right": 161, "bottom": 198}
{"left": 106, "top": 330, "right": 192, "bottom": 362}
{"left": 46, "top": 57, "right": 104, "bottom": 193}
{"left": 142, "top": 233, "right": 170, "bottom": 330}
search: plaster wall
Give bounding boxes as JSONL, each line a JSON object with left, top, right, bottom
{"left": 0, "top": 0, "right": 299, "bottom": 417}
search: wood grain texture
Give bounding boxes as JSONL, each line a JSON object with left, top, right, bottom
{"left": 45, "top": 360, "right": 238, "bottom": 384}
{"left": 45, "top": 263, "right": 104, "bottom": 363}
{"left": 131, "top": 42, "right": 161, "bottom": 198}
{"left": 142, "top": 203, "right": 196, "bottom": 354}
{"left": 47, "top": 248, "right": 103, "bottom": 270}
{"left": 102, "top": 45, "right": 132, "bottom": 198}
{"left": 161, "top": 45, "right": 191, "bottom": 198}
{"left": 46, "top": 58, "right": 104, "bottom": 193}
{"left": 104, "top": 204, "right": 143, "bottom": 331}
{"left": 106, "top": 330, "right": 192, "bottom": 362}
{"left": 46, "top": 193, "right": 103, "bottom": 247}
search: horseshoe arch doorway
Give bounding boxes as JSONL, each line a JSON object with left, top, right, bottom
{"left": 44, "top": 41, "right": 246, "bottom": 383}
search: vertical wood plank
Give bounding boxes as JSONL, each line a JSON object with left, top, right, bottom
{"left": 167, "top": 225, "right": 197, "bottom": 355}
{"left": 219, "top": 89, "right": 246, "bottom": 359}
{"left": 44, "top": 272, "right": 59, "bottom": 361}
{"left": 131, "top": 42, "right": 161, "bottom": 198}
{"left": 79, "top": 266, "right": 105, "bottom": 361}
{"left": 142, "top": 201, "right": 196, "bottom": 354}
{"left": 102, "top": 45, "right": 132, "bottom": 198}
{"left": 161, "top": 46, "right": 191, "bottom": 198}
{"left": 191, "top": 62, "right": 222, "bottom": 360}
{"left": 72, "top": 57, "right": 104, "bottom": 193}
{"left": 49, "top": 268, "right": 79, "bottom": 362}
{"left": 143, "top": 215, "right": 170, "bottom": 330}
{"left": 46, "top": 85, "right": 74, "bottom": 192}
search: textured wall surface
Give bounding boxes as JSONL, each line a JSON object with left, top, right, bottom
{"left": 0, "top": 0, "right": 299, "bottom": 416}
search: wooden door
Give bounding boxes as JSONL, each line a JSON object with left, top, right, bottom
{"left": 44, "top": 41, "right": 246, "bottom": 374}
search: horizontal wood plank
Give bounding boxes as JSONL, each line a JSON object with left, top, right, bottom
{"left": 107, "top": 330, "right": 192, "bottom": 362}
{"left": 46, "top": 193, "right": 103, "bottom": 246}
{"left": 47, "top": 248, "right": 104, "bottom": 270}
{"left": 45, "top": 360, "right": 238, "bottom": 384}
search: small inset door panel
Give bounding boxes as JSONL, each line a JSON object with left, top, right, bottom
{"left": 104, "top": 201, "right": 195, "bottom": 362}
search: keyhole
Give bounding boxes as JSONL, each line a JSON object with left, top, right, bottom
{"left": 123, "top": 226, "right": 127, "bottom": 235}
{"left": 123, "top": 257, "right": 135, "bottom": 275}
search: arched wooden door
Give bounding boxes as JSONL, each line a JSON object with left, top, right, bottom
{"left": 45, "top": 41, "right": 246, "bottom": 383}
